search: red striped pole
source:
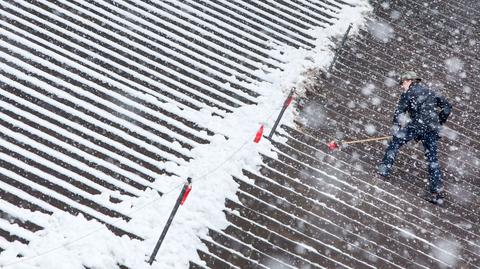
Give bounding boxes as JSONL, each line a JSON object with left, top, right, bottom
{"left": 148, "top": 178, "right": 192, "bottom": 265}
{"left": 267, "top": 87, "right": 296, "bottom": 139}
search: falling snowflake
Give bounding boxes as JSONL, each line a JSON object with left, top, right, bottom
{"left": 371, "top": 97, "right": 381, "bottom": 106}
{"left": 367, "top": 21, "right": 395, "bottom": 43}
{"left": 361, "top": 83, "right": 376, "bottom": 95}
{"left": 365, "top": 124, "right": 377, "bottom": 135}
{"left": 444, "top": 57, "right": 464, "bottom": 73}
{"left": 384, "top": 77, "right": 398, "bottom": 87}
{"left": 430, "top": 239, "right": 460, "bottom": 268}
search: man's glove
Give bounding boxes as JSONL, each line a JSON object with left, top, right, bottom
{"left": 439, "top": 117, "right": 447, "bottom": 125}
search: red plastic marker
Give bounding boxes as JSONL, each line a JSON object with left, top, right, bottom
{"left": 284, "top": 95, "right": 294, "bottom": 107}
{"left": 180, "top": 184, "right": 192, "bottom": 205}
{"left": 254, "top": 125, "right": 264, "bottom": 143}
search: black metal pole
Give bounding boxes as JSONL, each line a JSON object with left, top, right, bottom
{"left": 148, "top": 178, "right": 192, "bottom": 265}
{"left": 268, "top": 87, "right": 296, "bottom": 140}
{"left": 327, "top": 23, "right": 353, "bottom": 74}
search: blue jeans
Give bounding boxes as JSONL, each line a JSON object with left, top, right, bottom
{"left": 379, "top": 126, "right": 442, "bottom": 193}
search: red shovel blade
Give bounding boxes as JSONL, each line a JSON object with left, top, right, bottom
{"left": 327, "top": 140, "right": 340, "bottom": 151}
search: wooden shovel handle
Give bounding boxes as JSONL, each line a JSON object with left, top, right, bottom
{"left": 344, "top": 136, "right": 391, "bottom": 145}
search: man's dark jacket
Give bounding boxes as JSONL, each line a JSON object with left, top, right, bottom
{"left": 393, "top": 83, "right": 452, "bottom": 134}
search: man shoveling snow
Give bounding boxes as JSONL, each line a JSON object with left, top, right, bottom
{"left": 378, "top": 71, "right": 452, "bottom": 205}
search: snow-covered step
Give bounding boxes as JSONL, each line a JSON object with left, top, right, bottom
{"left": 181, "top": 0, "right": 294, "bottom": 50}
{"left": 0, "top": 12, "right": 205, "bottom": 114}
{"left": 0, "top": 59, "right": 193, "bottom": 165}
{"left": 0, "top": 75, "right": 182, "bottom": 180}
{"left": 0, "top": 165, "right": 132, "bottom": 225}
{"left": 0, "top": 200, "right": 44, "bottom": 247}
{"left": 200, "top": 237, "right": 270, "bottom": 269}
{"left": 0, "top": 35, "right": 212, "bottom": 148}
{"left": 196, "top": 249, "right": 239, "bottom": 269}
{"left": 0, "top": 201, "right": 46, "bottom": 231}
{"left": 189, "top": 262, "right": 209, "bottom": 269}
{"left": 0, "top": 103, "right": 149, "bottom": 197}
{"left": 48, "top": 0, "right": 260, "bottom": 106}
{"left": 59, "top": 0, "right": 266, "bottom": 89}
{"left": 207, "top": 228, "right": 296, "bottom": 269}
{"left": 0, "top": 1, "right": 233, "bottom": 114}
{"left": 0, "top": 218, "right": 36, "bottom": 245}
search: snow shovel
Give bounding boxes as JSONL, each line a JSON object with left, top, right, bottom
{"left": 328, "top": 136, "right": 391, "bottom": 151}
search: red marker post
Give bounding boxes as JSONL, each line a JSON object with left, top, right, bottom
{"left": 148, "top": 178, "right": 192, "bottom": 265}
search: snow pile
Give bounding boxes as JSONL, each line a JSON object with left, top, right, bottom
{"left": 0, "top": 1, "right": 372, "bottom": 269}
{"left": 0, "top": 212, "right": 145, "bottom": 269}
